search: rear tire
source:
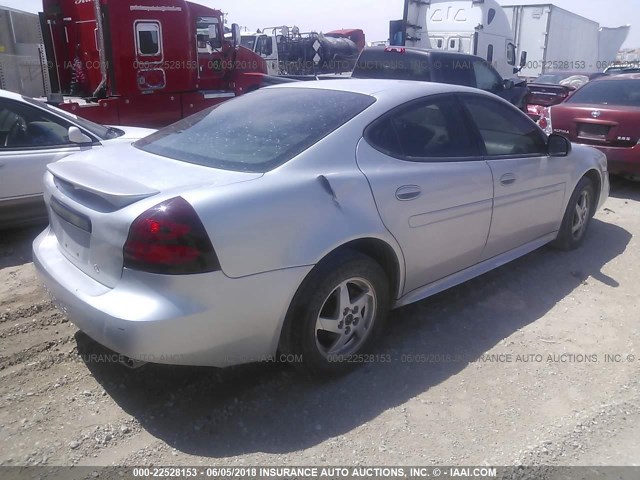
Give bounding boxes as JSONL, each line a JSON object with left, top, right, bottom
{"left": 550, "top": 177, "right": 595, "bottom": 251}
{"left": 280, "top": 250, "right": 390, "bottom": 377}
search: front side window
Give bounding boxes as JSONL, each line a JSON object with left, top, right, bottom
{"left": 256, "top": 35, "right": 273, "bottom": 56}
{"left": 366, "top": 95, "right": 477, "bottom": 159}
{"left": 136, "top": 22, "right": 161, "bottom": 56}
{"left": 473, "top": 60, "right": 503, "bottom": 92}
{"left": 135, "top": 88, "right": 376, "bottom": 172}
{"left": 507, "top": 43, "right": 516, "bottom": 66}
{"left": 0, "top": 99, "right": 74, "bottom": 149}
{"left": 196, "top": 17, "right": 222, "bottom": 52}
{"left": 21, "top": 96, "right": 114, "bottom": 140}
{"left": 461, "top": 95, "right": 547, "bottom": 156}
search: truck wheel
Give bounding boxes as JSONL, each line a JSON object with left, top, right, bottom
{"left": 550, "top": 177, "right": 595, "bottom": 251}
{"left": 281, "top": 250, "right": 390, "bottom": 377}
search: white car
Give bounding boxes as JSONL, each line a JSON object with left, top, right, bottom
{"left": 0, "top": 89, "right": 154, "bottom": 228}
{"left": 33, "top": 80, "right": 609, "bottom": 376}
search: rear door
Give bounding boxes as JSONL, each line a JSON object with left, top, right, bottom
{"left": 356, "top": 94, "right": 494, "bottom": 294}
{"left": 459, "top": 94, "right": 571, "bottom": 259}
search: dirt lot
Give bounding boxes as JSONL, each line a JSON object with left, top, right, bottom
{"left": 0, "top": 178, "right": 639, "bottom": 468}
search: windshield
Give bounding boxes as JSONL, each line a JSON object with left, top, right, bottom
{"left": 134, "top": 88, "right": 376, "bottom": 172}
{"left": 566, "top": 80, "right": 640, "bottom": 107}
{"left": 21, "top": 96, "right": 121, "bottom": 140}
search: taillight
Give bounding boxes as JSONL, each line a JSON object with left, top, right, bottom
{"left": 384, "top": 47, "right": 406, "bottom": 53}
{"left": 123, "top": 197, "right": 220, "bottom": 275}
{"left": 538, "top": 106, "right": 553, "bottom": 135}
{"left": 527, "top": 104, "right": 542, "bottom": 117}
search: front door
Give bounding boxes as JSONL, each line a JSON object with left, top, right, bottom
{"left": 0, "top": 98, "right": 90, "bottom": 222}
{"left": 255, "top": 34, "right": 279, "bottom": 75}
{"left": 196, "top": 16, "right": 226, "bottom": 82}
{"left": 356, "top": 94, "right": 494, "bottom": 294}
{"left": 459, "top": 93, "right": 570, "bottom": 259}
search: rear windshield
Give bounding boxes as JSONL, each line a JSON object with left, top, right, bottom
{"left": 135, "top": 88, "right": 375, "bottom": 172}
{"left": 566, "top": 79, "right": 640, "bottom": 107}
{"left": 352, "top": 50, "right": 432, "bottom": 81}
{"left": 535, "top": 74, "right": 567, "bottom": 84}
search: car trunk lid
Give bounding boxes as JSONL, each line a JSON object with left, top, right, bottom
{"left": 551, "top": 104, "right": 640, "bottom": 148}
{"left": 45, "top": 144, "right": 262, "bottom": 287}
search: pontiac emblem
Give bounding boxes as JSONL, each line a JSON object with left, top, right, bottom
{"left": 591, "top": 110, "right": 601, "bottom": 118}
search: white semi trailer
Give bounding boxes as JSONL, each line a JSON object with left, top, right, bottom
{"left": 390, "top": 0, "right": 526, "bottom": 79}
{"left": 502, "top": 4, "right": 630, "bottom": 78}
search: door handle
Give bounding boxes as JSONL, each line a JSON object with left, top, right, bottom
{"left": 396, "top": 185, "right": 421, "bottom": 201}
{"left": 500, "top": 173, "right": 516, "bottom": 185}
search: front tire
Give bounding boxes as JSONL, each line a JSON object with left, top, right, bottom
{"left": 551, "top": 177, "right": 595, "bottom": 251}
{"left": 281, "top": 250, "right": 390, "bottom": 377}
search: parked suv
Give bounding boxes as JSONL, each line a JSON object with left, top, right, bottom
{"left": 351, "top": 47, "right": 529, "bottom": 109}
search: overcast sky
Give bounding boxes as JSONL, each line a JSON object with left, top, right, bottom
{"left": 2, "top": 0, "right": 638, "bottom": 48}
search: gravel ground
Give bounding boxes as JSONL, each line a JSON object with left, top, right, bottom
{"left": 0, "top": 177, "right": 638, "bottom": 468}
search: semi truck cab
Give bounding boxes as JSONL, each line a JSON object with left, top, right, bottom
{"left": 390, "top": 0, "right": 527, "bottom": 79}
{"left": 39, "top": 0, "right": 267, "bottom": 128}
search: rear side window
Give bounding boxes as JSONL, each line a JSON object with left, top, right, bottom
{"left": 434, "top": 55, "right": 475, "bottom": 87}
{"left": 566, "top": 80, "right": 640, "bottom": 107}
{"left": 352, "top": 50, "right": 431, "bottom": 81}
{"left": 135, "top": 88, "right": 375, "bottom": 172}
{"left": 0, "top": 99, "right": 75, "bottom": 149}
{"left": 366, "top": 95, "right": 478, "bottom": 160}
{"left": 461, "top": 95, "right": 547, "bottom": 156}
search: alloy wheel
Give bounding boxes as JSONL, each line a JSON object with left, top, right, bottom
{"left": 314, "top": 277, "right": 377, "bottom": 357}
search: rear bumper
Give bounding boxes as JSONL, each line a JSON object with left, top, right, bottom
{"left": 591, "top": 144, "right": 640, "bottom": 175}
{"left": 33, "top": 228, "right": 312, "bottom": 367}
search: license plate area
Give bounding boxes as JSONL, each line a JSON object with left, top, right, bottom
{"left": 50, "top": 197, "right": 91, "bottom": 232}
{"left": 578, "top": 123, "right": 610, "bottom": 140}
{"left": 50, "top": 199, "right": 91, "bottom": 265}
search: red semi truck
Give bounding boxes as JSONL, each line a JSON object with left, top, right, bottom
{"left": 39, "top": 0, "right": 268, "bottom": 127}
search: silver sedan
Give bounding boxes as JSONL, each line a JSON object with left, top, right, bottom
{"left": 0, "top": 89, "right": 154, "bottom": 228}
{"left": 33, "top": 80, "right": 609, "bottom": 376}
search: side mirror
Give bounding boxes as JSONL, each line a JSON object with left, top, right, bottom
{"left": 519, "top": 51, "right": 527, "bottom": 67}
{"left": 231, "top": 23, "right": 241, "bottom": 47}
{"left": 547, "top": 133, "right": 571, "bottom": 157}
{"left": 503, "top": 78, "right": 514, "bottom": 90}
{"left": 68, "top": 126, "right": 92, "bottom": 144}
